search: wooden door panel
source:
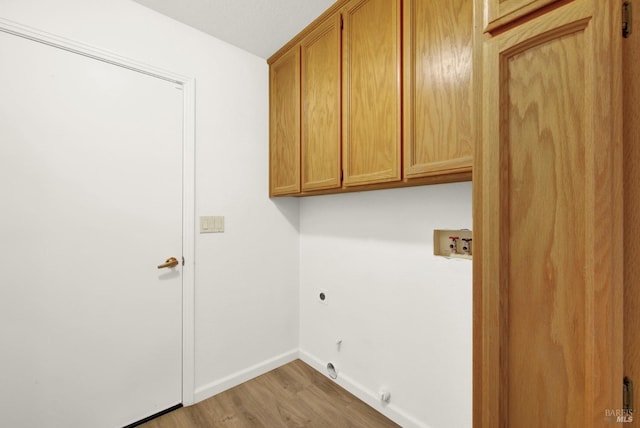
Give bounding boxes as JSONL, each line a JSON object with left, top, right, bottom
{"left": 270, "top": 47, "right": 301, "bottom": 196}
{"left": 403, "top": 0, "right": 473, "bottom": 178}
{"left": 484, "top": 0, "right": 562, "bottom": 31}
{"left": 506, "top": 30, "right": 587, "bottom": 425}
{"left": 301, "top": 15, "right": 341, "bottom": 191}
{"left": 476, "top": 0, "right": 623, "bottom": 426}
{"left": 342, "top": 0, "right": 401, "bottom": 186}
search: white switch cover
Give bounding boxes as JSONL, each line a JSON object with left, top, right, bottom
{"left": 200, "top": 216, "right": 224, "bottom": 233}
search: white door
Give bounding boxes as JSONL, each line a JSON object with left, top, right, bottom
{"left": 0, "top": 30, "right": 184, "bottom": 428}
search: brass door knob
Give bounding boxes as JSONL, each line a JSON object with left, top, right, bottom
{"left": 157, "top": 257, "right": 179, "bottom": 269}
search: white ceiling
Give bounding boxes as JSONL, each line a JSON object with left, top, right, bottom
{"left": 132, "top": 0, "right": 337, "bottom": 59}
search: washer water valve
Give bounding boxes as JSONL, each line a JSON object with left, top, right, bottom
{"left": 434, "top": 229, "right": 472, "bottom": 259}
{"left": 448, "top": 236, "right": 459, "bottom": 255}
{"left": 461, "top": 238, "right": 472, "bottom": 256}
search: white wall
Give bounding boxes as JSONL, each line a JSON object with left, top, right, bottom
{"left": 299, "top": 183, "right": 472, "bottom": 428}
{"left": 0, "top": 0, "right": 300, "bottom": 402}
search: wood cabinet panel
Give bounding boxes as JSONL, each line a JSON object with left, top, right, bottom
{"left": 623, "top": 1, "right": 640, "bottom": 426}
{"left": 475, "top": 0, "right": 623, "bottom": 426}
{"left": 506, "top": 32, "right": 587, "bottom": 425}
{"left": 484, "top": 0, "right": 563, "bottom": 31}
{"left": 342, "top": 0, "right": 401, "bottom": 186}
{"left": 301, "top": 15, "right": 342, "bottom": 192}
{"left": 403, "top": 0, "right": 473, "bottom": 179}
{"left": 269, "top": 47, "right": 300, "bottom": 196}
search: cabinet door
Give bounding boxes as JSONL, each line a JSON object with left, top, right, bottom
{"left": 301, "top": 15, "right": 341, "bottom": 192}
{"left": 403, "top": 0, "right": 473, "bottom": 179}
{"left": 484, "top": 0, "right": 562, "bottom": 31}
{"left": 475, "top": 0, "right": 623, "bottom": 426}
{"left": 342, "top": 0, "right": 401, "bottom": 187}
{"left": 269, "top": 47, "right": 300, "bottom": 196}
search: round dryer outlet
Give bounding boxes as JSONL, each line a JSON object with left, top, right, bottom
{"left": 318, "top": 289, "right": 328, "bottom": 305}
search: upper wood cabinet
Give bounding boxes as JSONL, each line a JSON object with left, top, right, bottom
{"left": 301, "top": 15, "right": 342, "bottom": 192}
{"left": 474, "top": 0, "right": 623, "bottom": 426}
{"left": 268, "top": 0, "right": 474, "bottom": 196}
{"left": 269, "top": 47, "right": 300, "bottom": 196}
{"left": 342, "top": 0, "right": 402, "bottom": 187}
{"left": 403, "top": 0, "right": 473, "bottom": 179}
{"left": 484, "top": 0, "right": 563, "bottom": 31}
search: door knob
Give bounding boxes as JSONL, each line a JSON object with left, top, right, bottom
{"left": 157, "top": 257, "right": 179, "bottom": 269}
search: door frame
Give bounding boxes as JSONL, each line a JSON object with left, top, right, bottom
{"left": 0, "top": 18, "right": 197, "bottom": 406}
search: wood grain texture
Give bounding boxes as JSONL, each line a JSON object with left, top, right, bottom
{"left": 342, "top": 0, "right": 401, "bottom": 186}
{"left": 140, "top": 360, "right": 399, "bottom": 428}
{"left": 476, "top": 0, "right": 623, "bottom": 426}
{"left": 484, "top": 0, "right": 562, "bottom": 31}
{"left": 269, "top": 47, "right": 301, "bottom": 196}
{"left": 403, "top": 0, "right": 473, "bottom": 179}
{"left": 301, "top": 14, "right": 342, "bottom": 192}
{"left": 624, "top": 0, "right": 640, "bottom": 425}
{"left": 506, "top": 29, "right": 587, "bottom": 426}
{"left": 472, "top": 0, "right": 486, "bottom": 426}
{"left": 294, "top": 171, "right": 472, "bottom": 197}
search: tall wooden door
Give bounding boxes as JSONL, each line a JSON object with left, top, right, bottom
{"left": 475, "top": 0, "right": 623, "bottom": 426}
{"left": 341, "top": 0, "right": 401, "bottom": 186}
{"left": 0, "top": 29, "right": 184, "bottom": 428}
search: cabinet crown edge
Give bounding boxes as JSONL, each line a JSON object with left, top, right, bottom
{"left": 267, "top": 0, "right": 349, "bottom": 65}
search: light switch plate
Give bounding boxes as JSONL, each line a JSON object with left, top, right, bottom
{"left": 200, "top": 216, "right": 225, "bottom": 233}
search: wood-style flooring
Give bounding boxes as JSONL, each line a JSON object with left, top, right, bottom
{"left": 141, "top": 359, "right": 400, "bottom": 428}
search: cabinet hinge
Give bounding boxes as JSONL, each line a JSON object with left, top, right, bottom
{"left": 182, "top": 256, "right": 185, "bottom": 266}
{"left": 340, "top": 16, "right": 344, "bottom": 30}
{"left": 341, "top": 169, "right": 344, "bottom": 181}
{"left": 624, "top": 376, "right": 634, "bottom": 415}
{"left": 623, "top": 1, "right": 632, "bottom": 38}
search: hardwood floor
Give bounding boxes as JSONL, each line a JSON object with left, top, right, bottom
{"left": 141, "top": 360, "right": 400, "bottom": 428}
